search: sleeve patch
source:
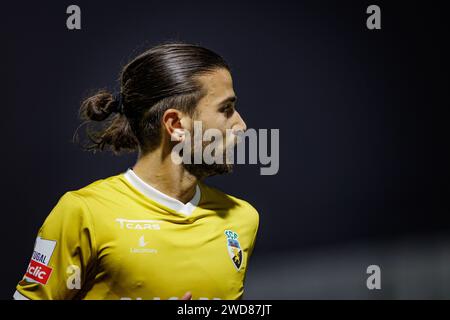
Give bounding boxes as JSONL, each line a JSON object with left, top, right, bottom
{"left": 24, "top": 237, "right": 57, "bottom": 285}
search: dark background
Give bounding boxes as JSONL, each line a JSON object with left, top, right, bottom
{"left": 1, "top": 0, "right": 449, "bottom": 299}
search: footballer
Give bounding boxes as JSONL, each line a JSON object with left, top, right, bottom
{"left": 13, "top": 42, "right": 260, "bottom": 300}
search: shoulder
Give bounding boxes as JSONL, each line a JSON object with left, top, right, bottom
{"left": 65, "top": 173, "right": 126, "bottom": 202}
{"left": 41, "top": 190, "right": 93, "bottom": 235}
{"left": 46, "top": 174, "right": 125, "bottom": 220}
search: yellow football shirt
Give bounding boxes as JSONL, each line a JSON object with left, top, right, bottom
{"left": 14, "top": 169, "right": 259, "bottom": 300}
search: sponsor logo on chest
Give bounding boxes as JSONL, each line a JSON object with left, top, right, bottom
{"left": 129, "top": 235, "right": 158, "bottom": 254}
{"left": 116, "top": 218, "right": 161, "bottom": 230}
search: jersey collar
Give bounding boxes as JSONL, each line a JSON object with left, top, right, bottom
{"left": 123, "top": 168, "right": 201, "bottom": 216}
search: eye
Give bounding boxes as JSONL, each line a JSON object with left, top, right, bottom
{"left": 221, "top": 104, "right": 235, "bottom": 118}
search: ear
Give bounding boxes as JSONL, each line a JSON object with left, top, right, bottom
{"left": 162, "top": 109, "right": 186, "bottom": 142}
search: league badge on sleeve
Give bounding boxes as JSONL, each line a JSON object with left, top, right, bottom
{"left": 224, "top": 230, "right": 243, "bottom": 271}
{"left": 24, "top": 236, "right": 56, "bottom": 285}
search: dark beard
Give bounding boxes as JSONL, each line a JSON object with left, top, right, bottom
{"left": 183, "top": 162, "right": 233, "bottom": 179}
{"left": 182, "top": 139, "right": 234, "bottom": 179}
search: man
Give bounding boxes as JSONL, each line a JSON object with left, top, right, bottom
{"left": 13, "top": 42, "right": 259, "bottom": 300}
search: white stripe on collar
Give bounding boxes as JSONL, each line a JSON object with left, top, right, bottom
{"left": 123, "top": 168, "right": 201, "bottom": 216}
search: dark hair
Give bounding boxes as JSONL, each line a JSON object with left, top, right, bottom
{"left": 78, "top": 42, "right": 230, "bottom": 154}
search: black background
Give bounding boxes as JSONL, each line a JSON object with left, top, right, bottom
{"left": 1, "top": 0, "right": 449, "bottom": 299}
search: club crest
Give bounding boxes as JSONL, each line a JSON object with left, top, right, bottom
{"left": 224, "top": 230, "right": 243, "bottom": 271}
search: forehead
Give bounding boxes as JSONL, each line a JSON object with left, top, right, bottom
{"left": 195, "top": 68, "right": 235, "bottom": 107}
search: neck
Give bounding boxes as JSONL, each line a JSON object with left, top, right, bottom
{"left": 132, "top": 145, "right": 198, "bottom": 204}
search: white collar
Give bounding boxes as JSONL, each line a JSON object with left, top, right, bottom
{"left": 123, "top": 168, "right": 201, "bottom": 216}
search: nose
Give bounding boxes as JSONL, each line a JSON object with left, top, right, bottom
{"left": 233, "top": 111, "right": 247, "bottom": 133}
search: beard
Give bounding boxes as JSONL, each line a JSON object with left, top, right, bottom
{"left": 183, "top": 162, "right": 233, "bottom": 180}
{"left": 182, "top": 139, "right": 235, "bottom": 179}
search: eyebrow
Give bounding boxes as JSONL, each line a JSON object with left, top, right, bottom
{"left": 218, "top": 95, "right": 237, "bottom": 106}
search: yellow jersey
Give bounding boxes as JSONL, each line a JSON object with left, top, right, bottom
{"left": 14, "top": 169, "right": 259, "bottom": 300}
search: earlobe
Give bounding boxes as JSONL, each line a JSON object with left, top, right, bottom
{"left": 163, "top": 109, "right": 185, "bottom": 142}
{"left": 172, "top": 128, "right": 185, "bottom": 142}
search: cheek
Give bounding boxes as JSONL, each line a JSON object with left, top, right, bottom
{"left": 198, "top": 113, "right": 228, "bottom": 131}
{"left": 196, "top": 116, "right": 235, "bottom": 145}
